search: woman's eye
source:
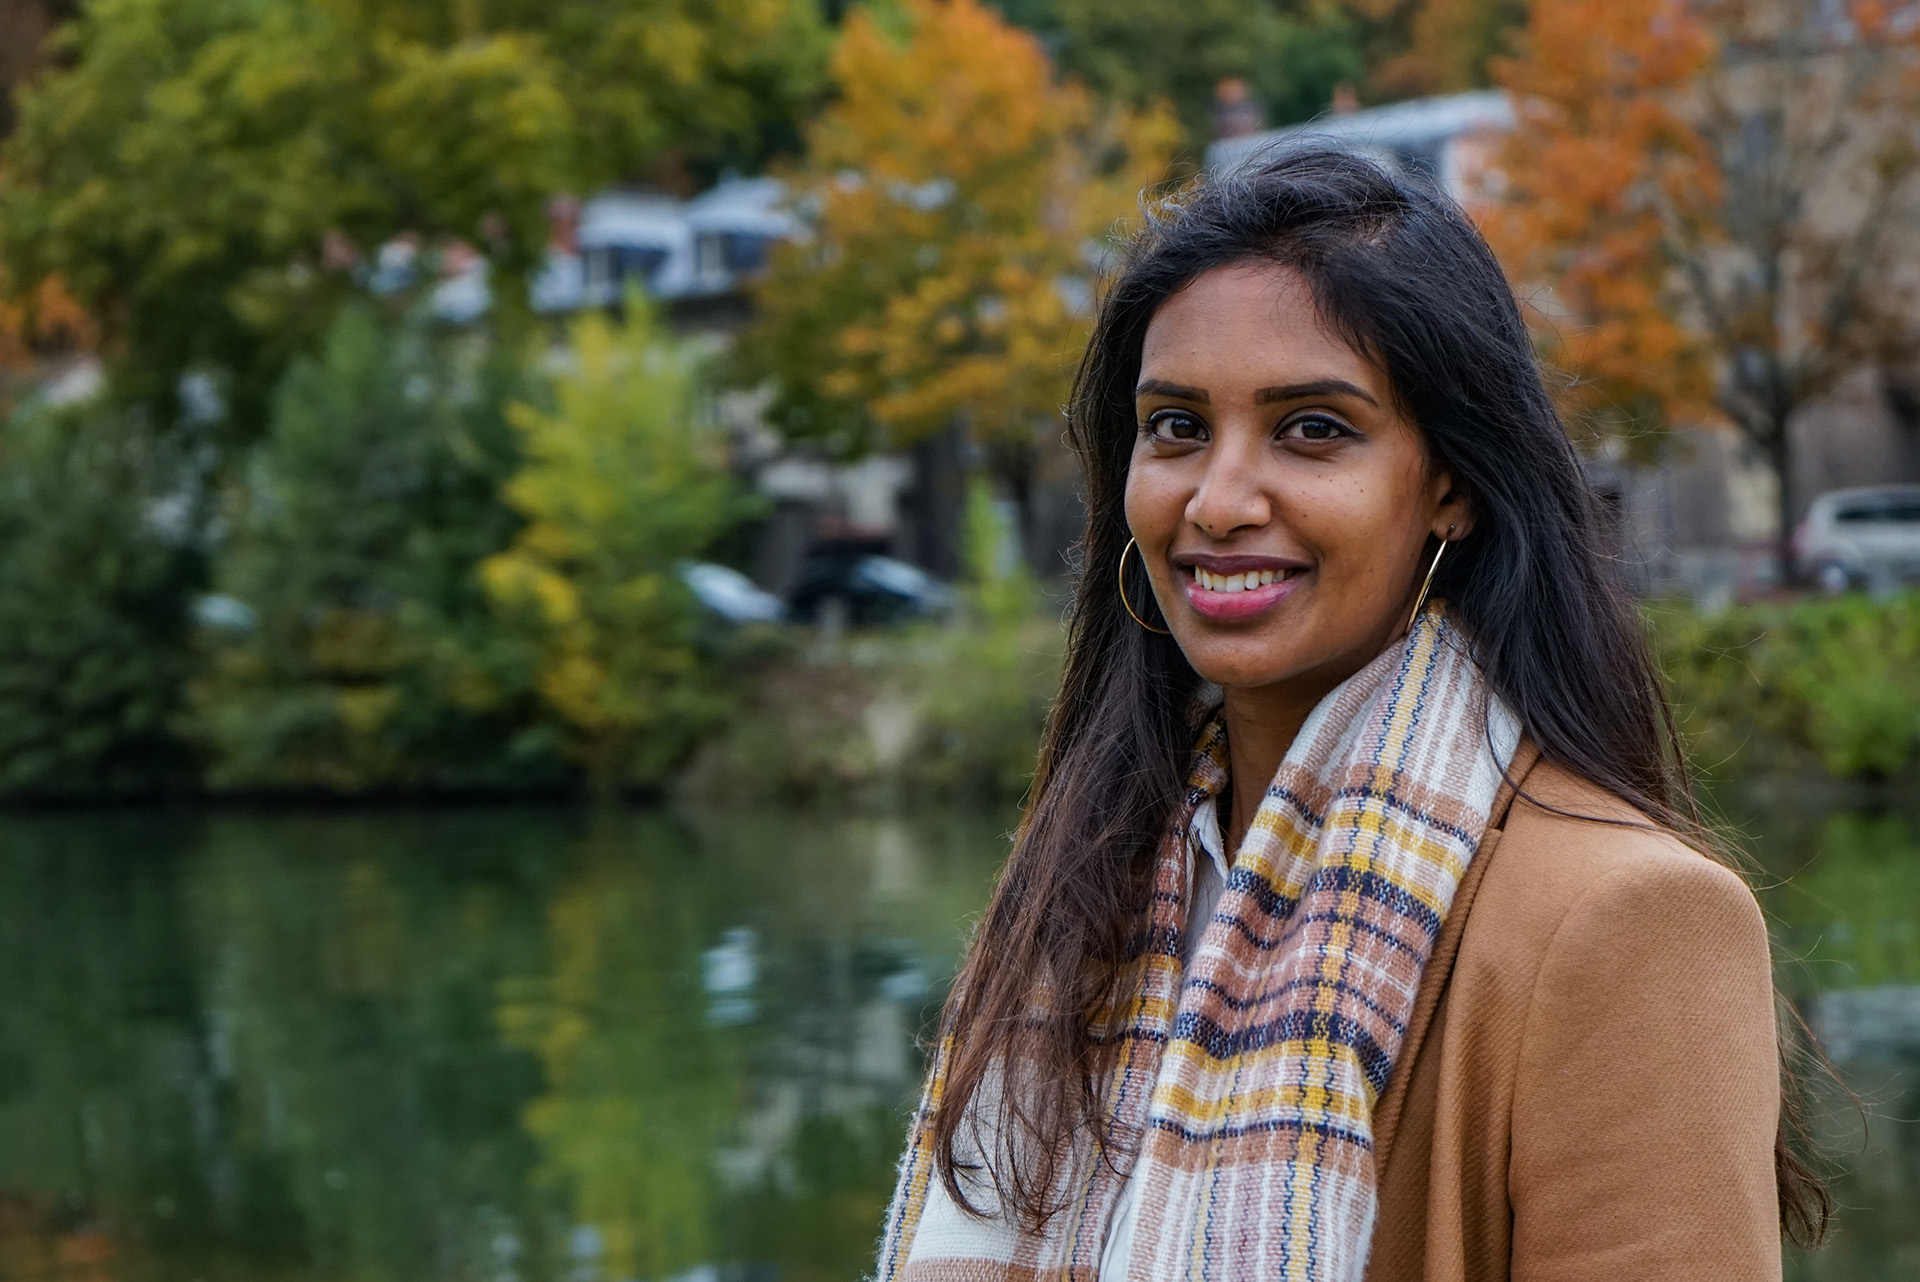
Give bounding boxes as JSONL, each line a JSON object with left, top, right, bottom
{"left": 1281, "top": 413, "right": 1352, "bottom": 442}
{"left": 1143, "top": 409, "right": 1207, "bottom": 442}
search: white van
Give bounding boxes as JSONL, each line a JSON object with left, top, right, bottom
{"left": 1794, "top": 485, "right": 1920, "bottom": 592}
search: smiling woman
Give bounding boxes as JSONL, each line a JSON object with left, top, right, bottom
{"left": 876, "top": 151, "right": 1824, "bottom": 1282}
{"left": 1124, "top": 262, "right": 1472, "bottom": 848}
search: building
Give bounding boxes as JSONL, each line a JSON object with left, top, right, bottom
{"left": 1207, "top": 89, "right": 1514, "bottom": 198}
{"left": 530, "top": 176, "right": 801, "bottom": 321}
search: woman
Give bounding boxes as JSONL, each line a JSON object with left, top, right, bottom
{"left": 876, "top": 150, "right": 1825, "bottom": 1281}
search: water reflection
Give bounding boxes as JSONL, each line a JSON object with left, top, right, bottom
{"left": 0, "top": 796, "right": 1909, "bottom": 1279}
{"left": 0, "top": 808, "right": 1006, "bottom": 1281}
{"left": 1744, "top": 798, "right": 1920, "bottom": 1281}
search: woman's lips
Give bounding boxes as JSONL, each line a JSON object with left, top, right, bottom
{"left": 1181, "top": 565, "right": 1305, "bottom": 620}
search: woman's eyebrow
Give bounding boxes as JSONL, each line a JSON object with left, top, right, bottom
{"left": 1254, "top": 379, "right": 1378, "bottom": 406}
{"left": 1135, "top": 378, "right": 1208, "bottom": 403}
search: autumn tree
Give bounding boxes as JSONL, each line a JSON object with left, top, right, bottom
{"left": 741, "top": 0, "right": 1174, "bottom": 551}
{"left": 1487, "top": 0, "right": 1920, "bottom": 548}
{"left": 0, "top": 0, "right": 827, "bottom": 434}
{"left": 483, "top": 301, "right": 751, "bottom": 790}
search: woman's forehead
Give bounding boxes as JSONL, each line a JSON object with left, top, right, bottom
{"left": 1138, "top": 263, "right": 1389, "bottom": 403}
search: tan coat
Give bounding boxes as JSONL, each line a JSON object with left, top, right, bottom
{"left": 1364, "top": 750, "right": 1782, "bottom": 1282}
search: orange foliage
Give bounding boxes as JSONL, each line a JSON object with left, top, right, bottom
{"left": 0, "top": 273, "right": 97, "bottom": 375}
{"left": 1487, "top": 0, "right": 1920, "bottom": 460}
{"left": 1481, "top": 0, "right": 1720, "bottom": 435}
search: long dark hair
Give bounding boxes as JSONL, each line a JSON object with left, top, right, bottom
{"left": 931, "top": 148, "right": 1829, "bottom": 1244}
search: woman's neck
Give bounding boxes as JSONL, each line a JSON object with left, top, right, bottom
{"left": 1219, "top": 678, "right": 1342, "bottom": 856}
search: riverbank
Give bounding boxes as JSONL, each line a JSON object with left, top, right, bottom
{"left": 683, "top": 589, "right": 1920, "bottom": 811}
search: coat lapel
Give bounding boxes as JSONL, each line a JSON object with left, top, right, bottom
{"left": 1369, "top": 739, "right": 1542, "bottom": 1178}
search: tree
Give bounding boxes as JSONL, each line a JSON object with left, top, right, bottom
{"left": 1486, "top": 0, "right": 1920, "bottom": 547}
{"left": 1015, "top": 0, "right": 1369, "bottom": 142}
{"left": 194, "top": 302, "right": 555, "bottom": 793}
{"left": 0, "top": 399, "right": 203, "bottom": 797}
{"left": 0, "top": 0, "right": 827, "bottom": 435}
{"left": 1346, "top": 0, "right": 1527, "bottom": 98}
{"left": 1009, "top": 0, "right": 1528, "bottom": 124}
{"left": 0, "top": 0, "right": 76, "bottom": 138}
{"left": 741, "top": 0, "right": 1174, "bottom": 545}
{"left": 482, "top": 301, "right": 751, "bottom": 789}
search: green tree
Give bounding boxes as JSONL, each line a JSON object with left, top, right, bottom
{"left": 0, "top": 399, "right": 203, "bottom": 797}
{"left": 1025, "top": 0, "right": 1369, "bottom": 142}
{"left": 0, "top": 0, "right": 828, "bottom": 434}
{"left": 1345, "top": 0, "right": 1527, "bottom": 98}
{"left": 482, "top": 300, "right": 752, "bottom": 789}
{"left": 194, "top": 302, "right": 558, "bottom": 793}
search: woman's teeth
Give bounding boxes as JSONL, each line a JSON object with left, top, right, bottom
{"left": 1193, "top": 567, "right": 1290, "bottom": 593}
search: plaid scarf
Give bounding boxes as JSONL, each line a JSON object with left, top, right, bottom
{"left": 877, "top": 608, "right": 1520, "bottom": 1282}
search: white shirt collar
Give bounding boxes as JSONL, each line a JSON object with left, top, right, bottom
{"left": 1191, "top": 794, "right": 1233, "bottom": 882}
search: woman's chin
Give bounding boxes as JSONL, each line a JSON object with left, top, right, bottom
{"left": 1177, "top": 643, "right": 1308, "bottom": 695}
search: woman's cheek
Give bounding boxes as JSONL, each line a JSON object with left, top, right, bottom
{"left": 1123, "top": 465, "right": 1183, "bottom": 548}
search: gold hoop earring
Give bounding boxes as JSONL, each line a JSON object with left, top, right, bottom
{"left": 1118, "top": 537, "right": 1171, "bottom": 635}
{"left": 1406, "top": 528, "right": 1455, "bottom": 634}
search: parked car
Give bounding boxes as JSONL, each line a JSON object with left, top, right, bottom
{"left": 1794, "top": 485, "right": 1920, "bottom": 592}
{"left": 677, "top": 562, "right": 787, "bottom": 624}
{"left": 788, "top": 553, "right": 955, "bottom": 627}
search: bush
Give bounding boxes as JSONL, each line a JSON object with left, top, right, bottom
{"left": 1653, "top": 593, "right": 1920, "bottom": 780}
{"left": 194, "top": 302, "right": 563, "bottom": 793}
{"left": 0, "top": 399, "right": 203, "bottom": 797}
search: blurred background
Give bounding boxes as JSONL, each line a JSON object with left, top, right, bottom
{"left": 0, "top": 0, "right": 1915, "bottom": 1277}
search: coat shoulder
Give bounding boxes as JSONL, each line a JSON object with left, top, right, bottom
{"left": 1461, "top": 756, "right": 1762, "bottom": 989}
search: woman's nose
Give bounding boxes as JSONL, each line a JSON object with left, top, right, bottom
{"left": 1185, "top": 437, "right": 1272, "bottom": 539}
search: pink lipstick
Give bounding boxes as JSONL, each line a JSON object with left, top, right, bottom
{"left": 1173, "top": 552, "right": 1309, "bottom": 622}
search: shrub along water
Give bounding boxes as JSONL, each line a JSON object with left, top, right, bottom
{"left": 191, "top": 297, "right": 753, "bottom": 798}
{"left": 678, "top": 483, "right": 1063, "bottom": 809}
{"left": 0, "top": 400, "right": 204, "bottom": 797}
{"left": 1652, "top": 593, "right": 1920, "bottom": 780}
{"left": 194, "top": 302, "right": 554, "bottom": 793}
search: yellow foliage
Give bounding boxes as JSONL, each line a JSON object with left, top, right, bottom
{"left": 334, "top": 687, "right": 400, "bottom": 740}
{"left": 748, "top": 0, "right": 1176, "bottom": 459}
{"left": 481, "top": 301, "right": 744, "bottom": 786}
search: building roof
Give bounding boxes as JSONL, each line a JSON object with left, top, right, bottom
{"left": 1207, "top": 89, "right": 1514, "bottom": 179}
{"left": 685, "top": 176, "right": 802, "bottom": 240}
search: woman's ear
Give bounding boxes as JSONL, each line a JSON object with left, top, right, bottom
{"left": 1429, "top": 469, "right": 1475, "bottom": 540}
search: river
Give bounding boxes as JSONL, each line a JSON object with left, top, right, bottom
{"left": 0, "top": 789, "right": 1909, "bottom": 1280}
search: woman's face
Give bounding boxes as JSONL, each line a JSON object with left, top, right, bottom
{"left": 1124, "top": 260, "right": 1471, "bottom": 698}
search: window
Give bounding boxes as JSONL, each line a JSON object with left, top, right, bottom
{"left": 1834, "top": 492, "right": 1920, "bottom": 523}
